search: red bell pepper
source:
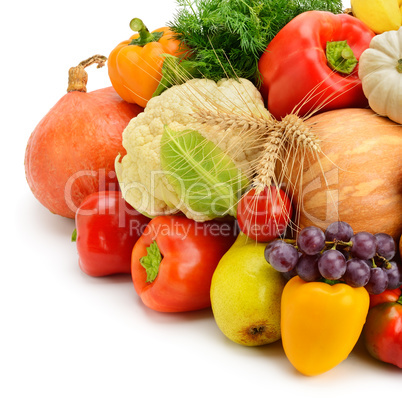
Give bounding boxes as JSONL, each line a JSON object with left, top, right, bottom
{"left": 74, "top": 191, "right": 151, "bottom": 277}
{"left": 258, "top": 11, "right": 375, "bottom": 119}
{"left": 363, "top": 286, "right": 402, "bottom": 369}
{"left": 131, "top": 215, "right": 237, "bottom": 312}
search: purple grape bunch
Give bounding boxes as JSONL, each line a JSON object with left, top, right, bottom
{"left": 264, "top": 221, "right": 402, "bottom": 295}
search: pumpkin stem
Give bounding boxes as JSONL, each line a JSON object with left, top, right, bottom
{"left": 67, "top": 55, "right": 107, "bottom": 93}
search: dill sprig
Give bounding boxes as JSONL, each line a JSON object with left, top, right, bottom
{"left": 168, "top": 0, "right": 343, "bottom": 85}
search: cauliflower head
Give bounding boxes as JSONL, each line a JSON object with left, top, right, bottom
{"left": 115, "top": 78, "right": 268, "bottom": 221}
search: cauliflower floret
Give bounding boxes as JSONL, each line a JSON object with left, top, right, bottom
{"left": 115, "top": 78, "right": 268, "bottom": 221}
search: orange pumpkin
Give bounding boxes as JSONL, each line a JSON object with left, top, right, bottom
{"left": 289, "top": 108, "right": 402, "bottom": 241}
{"left": 25, "top": 55, "right": 143, "bottom": 219}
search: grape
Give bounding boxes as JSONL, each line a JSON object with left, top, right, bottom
{"left": 375, "top": 233, "right": 396, "bottom": 260}
{"left": 265, "top": 240, "right": 299, "bottom": 272}
{"left": 281, "top": 268, "right": 298, "bottom": 282}
{"left": 318, "top": 249, "right": 347, "bottom": 280}
{"left": 383, "top": 261, "right": 401, "bottom": 290}
{"left": 295, "top": 254, "right": 321, "bottom": 282}
{"left": 264, "top": 240, "right": 283, "bottom": 258}
{"left": 343, "top": 258, "right": 371, "bottom": 287}
{"left": 325, "top": 221, "right": 354, "bottom": 242}
{"left": 350, "top": 232, "right": 377, "bottom": 260}
{"left": 365, "top": 267, "right": 388, "bottom": 295}
{"left": 297, "top": 226, "right": 326, "bottom": 255}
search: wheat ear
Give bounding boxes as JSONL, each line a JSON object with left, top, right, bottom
{"left": 253, "top": 115, "right": 321, "bottom": 189}
{"left": 252, "top": 124, "right": 285, "bottom": 192}
{"left": 280, "top": 114, "right": 320, "bottom": 152}
{"left": 192, "top": 109, "right": 274, "bottom": 135}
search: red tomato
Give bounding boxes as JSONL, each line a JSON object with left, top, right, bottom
{"left": 74, "top": 191, "right": 151, "bottom": 277}
{"left": 131, "top": 215, "right": 237, "bottom": 312}
{"left": 236, "top": 186, "right": 293, "bottom": 242}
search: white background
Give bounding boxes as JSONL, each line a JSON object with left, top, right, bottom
{"left": 2, "top": 1, "right": 401, "bottom": 401}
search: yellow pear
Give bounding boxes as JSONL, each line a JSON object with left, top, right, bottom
{"left": 351, "top": 0, "right": 402, "bottom": 34}
{"left": 210, "top": 236, "right": 286, "bottom": 346}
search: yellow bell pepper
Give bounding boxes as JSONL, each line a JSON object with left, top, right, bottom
{"left": 281, "top": 276, "right": 370, "bottom": 376}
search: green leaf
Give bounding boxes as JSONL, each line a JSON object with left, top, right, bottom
{"left": 152, "top": 54, "right": 204, "bottom": 98}
{"left": 160, "top": 126, "right": 249, "bottom": 219}
{"left": 140, "top": 241, "right": 162, "bottom": 283}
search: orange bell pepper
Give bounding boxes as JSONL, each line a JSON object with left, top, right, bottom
{"left": 281, "top": 276, "right": 369, "bottom": 376}
{"left": 108, "top": 18, "right": 185, "bottom": 108}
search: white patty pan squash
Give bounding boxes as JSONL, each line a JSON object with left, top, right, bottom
{"left": 359, "top": 27, "right": 402, "bottom": 124}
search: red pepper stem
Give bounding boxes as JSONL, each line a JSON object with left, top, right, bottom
{"left": 326, "top": 40, "right": 358, "bottom": 75}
